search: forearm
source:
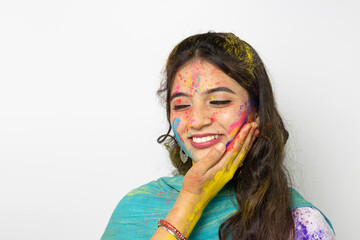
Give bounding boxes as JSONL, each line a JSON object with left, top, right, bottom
{"left": 150, "top": 190, "right": 209, "bottom": 239}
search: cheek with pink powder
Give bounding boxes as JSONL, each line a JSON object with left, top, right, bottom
{"left": 228, "top": 111, "right": 247, "bottom": 137}
{"left": 225, "top": 103, "right": 250, "bottom": 148}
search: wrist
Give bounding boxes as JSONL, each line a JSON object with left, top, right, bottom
{"left": 163, "top": 190, "right": 208, "bottom": 238}
{"left": 178, "top": 189, "right": 210, "bottom": 210}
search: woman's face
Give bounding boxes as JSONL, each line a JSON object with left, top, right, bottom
{"left": 170, "top": 60, "right": 251, "bottom": 162}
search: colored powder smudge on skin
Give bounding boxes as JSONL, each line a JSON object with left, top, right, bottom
{"left": 172, "top": 118, "right": 196, "bottom": 161}
{"left": 210, "top": 111, "right": 219, "bottom": 122}
{"left": 184, "top": 110, "right": 191, "bottom": 120}
{"left": 228, "top": 111, "right": 246, "bottom": 137}
{"left": 225, "top": 104, "right": 250, "bottom": 148}
{"left": 194, "top": 76, "right": 201, "bottom": 93}
{"left": 178, "top": 64, "right": 205, "bottom": 96}
{"left": 226, "top": 130, "right": 243, "bottom": 151}
{"left": 191, "top": 63, "right": 201, "bottom": 93}
{"left": 188, "top": 119, "right": 195, "bottom": 127}
{"left": 173, "top": 84, "right": 181, "bottom": 95}
{"left": 176, "top": 99, "right": 181, "bottom": 105}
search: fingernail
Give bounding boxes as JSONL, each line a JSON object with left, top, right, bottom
{"left": 216, "top": 142, "right": 225, "bottom": 152}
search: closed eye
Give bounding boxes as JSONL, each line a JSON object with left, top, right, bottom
{"left": 173, "top": 105, "right": 190, "bottom": 110}
{"left": 210, "top": 100, "right": 232, "bottom": 105}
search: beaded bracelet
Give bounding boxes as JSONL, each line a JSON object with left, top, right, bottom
{"left": 157, "top": 219, "right": 187, "bottom": 240}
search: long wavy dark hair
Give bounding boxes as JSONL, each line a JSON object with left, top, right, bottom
{"left": 157, "top": 32, "right": 294, "bottom": 240}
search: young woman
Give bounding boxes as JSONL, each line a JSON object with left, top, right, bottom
{"left": 101, "top": 32, "right": 335, "bottom": 240}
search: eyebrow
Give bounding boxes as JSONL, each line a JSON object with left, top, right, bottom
{"left": 207, "top": 87, "right": 236, "bottom": 95}
{"left": 170, "top": 87, "right": 236, "bottom": 101}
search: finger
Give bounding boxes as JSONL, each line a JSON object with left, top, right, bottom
{"left": 247, "top": 129, "right": 259, "bottom": 153}
{"left": 195, "top": 142, "right": 226, "bottom": 175}
{"left": 226, "top": 122, "right": 255, "bottom": 161}
{"left": 208, "top": 123, "right": 254, "bottom": 174}
{"left": 226, "top": 122, "right": 256, "bottom": 173}
{"left": 225, "top": 122, "right": 253, "bottom": 152}
{"left": 231, "top": 123, "right": 258, "bottom": 171}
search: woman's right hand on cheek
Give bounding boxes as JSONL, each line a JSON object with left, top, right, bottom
{"left": 182, "top": 121, "right": 259, "bottom": 204}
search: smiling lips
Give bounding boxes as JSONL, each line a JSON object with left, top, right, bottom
{"left": 188, "top": 133, "right": 224, "bottom": 149}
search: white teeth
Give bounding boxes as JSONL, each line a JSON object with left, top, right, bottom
{"left": 192, "top": 135, "right": 220, "bottom": 143}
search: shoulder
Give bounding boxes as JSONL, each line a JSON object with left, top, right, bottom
{"left": 292, "top": 207, "right": 336, "bottom": 240}
{"left": 101, "top": 175, "right": 183, "bottom": 240}
{"left": 124, "top": 175, "right": 183, "bottom": 199}
{"left": 111, "top": 175, "right": 183, "bottom": 216}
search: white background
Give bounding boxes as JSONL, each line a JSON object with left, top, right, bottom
{"left": 0, "top": 0, "right": 359, "bottom": 239}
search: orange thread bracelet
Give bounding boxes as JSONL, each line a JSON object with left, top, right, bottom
{"left": 157, "top": 219, "right": 187, "bottom": 240}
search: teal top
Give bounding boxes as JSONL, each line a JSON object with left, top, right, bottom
{"left": 102, "top": 175, "right": 335, "bottom": 239}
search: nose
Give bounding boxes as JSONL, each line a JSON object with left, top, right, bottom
{"left": 189, "top": 104, "right": 212, "bottom": 129}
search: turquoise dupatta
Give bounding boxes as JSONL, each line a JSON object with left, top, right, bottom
{"left": 101, "top": 175, "right": 334, "bottom": 239}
